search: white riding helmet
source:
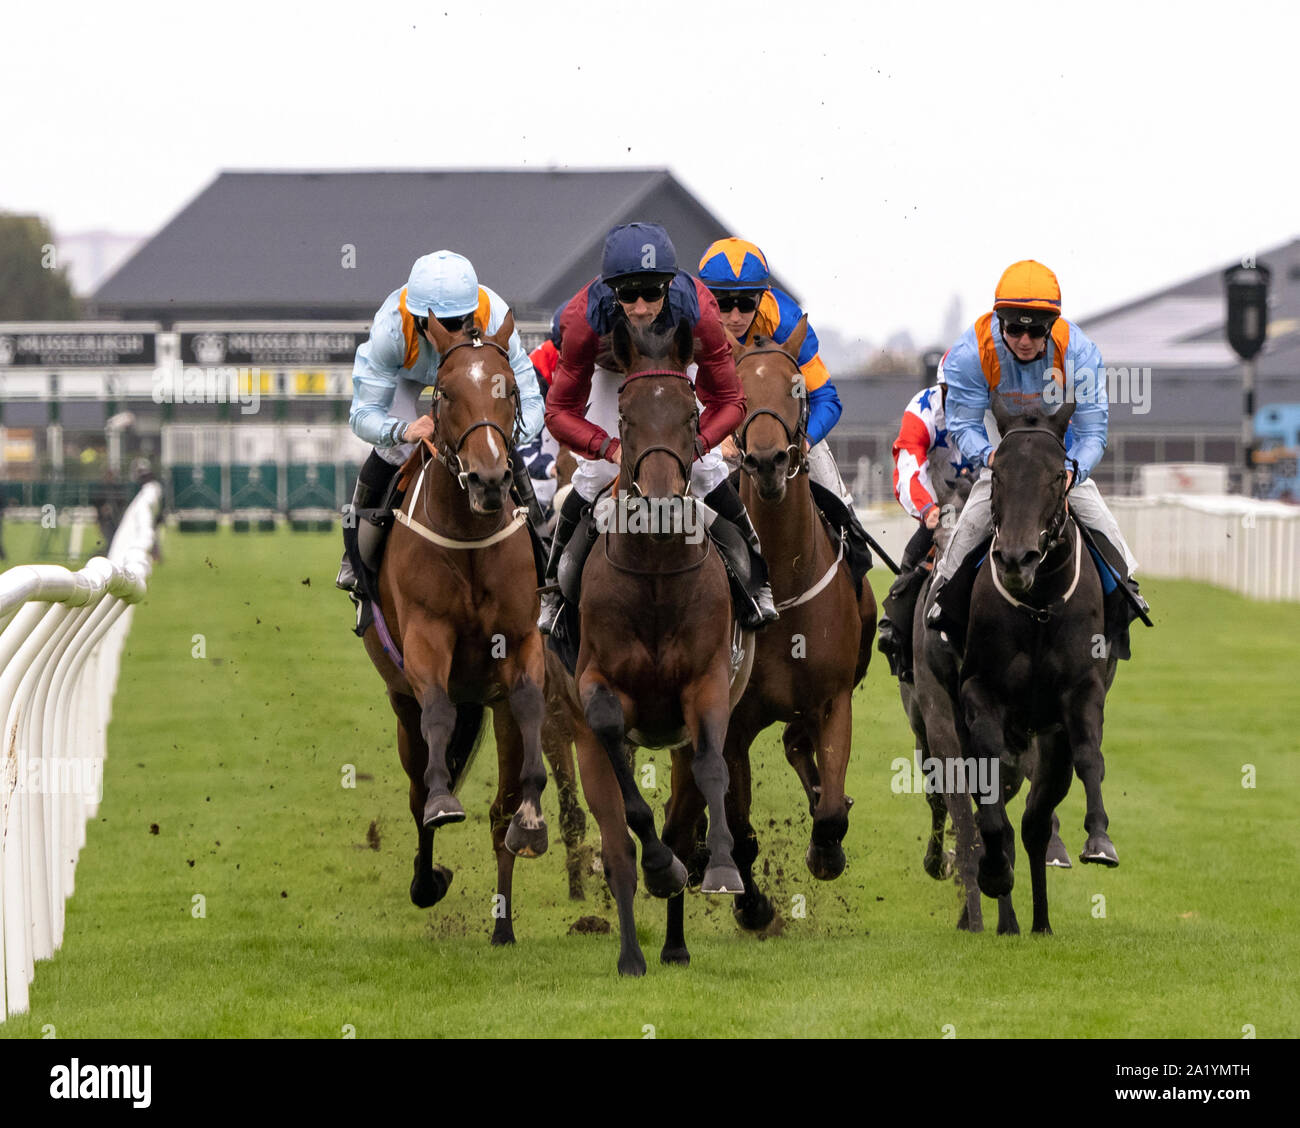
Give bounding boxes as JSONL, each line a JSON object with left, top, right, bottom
{"left": 405, "top": 251, "right": 479, "bottom": 318}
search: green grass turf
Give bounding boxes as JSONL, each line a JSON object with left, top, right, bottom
{"left": 2, "top": 527, "right": 1297, "bottom": 1037}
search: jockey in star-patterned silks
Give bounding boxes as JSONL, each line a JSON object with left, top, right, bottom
{"left": 334, "top": 250, "right": 543, "bottom": 594}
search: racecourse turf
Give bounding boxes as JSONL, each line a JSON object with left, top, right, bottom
{"left": 2, "top": 525, "right": 1297, "bottom": 1038}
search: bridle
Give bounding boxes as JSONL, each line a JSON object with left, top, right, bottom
{"left": 989, "top": 426, "right": 1078, "bottom": 619}
{"left": 616, "top": 370, "right": 699, "bottom": 499}
{"left": 734, "top": 347, "right": 808, "bottom": 480}
{"left": 426, "top": 335, "right": 522, "bottom": 490}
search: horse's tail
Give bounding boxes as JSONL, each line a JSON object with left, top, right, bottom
{"left": 447, "top": 703, "right": 489, "bottom": 793}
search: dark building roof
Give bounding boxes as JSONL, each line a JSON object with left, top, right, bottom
{"left": 91, "top": 169, "right": 792, "bottom": 324}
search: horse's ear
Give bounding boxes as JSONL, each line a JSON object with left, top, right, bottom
{"left": 724, "top": 326, "right": 744, "bottom": 360}
{"left": 490, "top": 309, "right": 515, "bottom": 352}
{"left": 990, "top": 387, "right": 1015, "bottom": 435}
{"left": 423, "top": 309, "right": 454, "bottom": 354}
{"left": 1050, "top": 395, "right": 1076, "bottom": 436}
{"left": 610, "top": 318, "right": 635, "bottom": 371}
{"left": 782, "top": 314, "right": 809, "bottom": 361}
{"left": 671, "top": 316, "right": 695, "bottom": 368}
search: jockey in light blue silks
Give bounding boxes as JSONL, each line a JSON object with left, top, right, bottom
{"left": 923, "top": 259, "right": 1148, "bottom": 659}
{"left": 335, "top": 250, "right": 544, "bottom": 591}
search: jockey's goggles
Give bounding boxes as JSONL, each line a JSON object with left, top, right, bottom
{"left": 613, "top": 280, "right": 669, "bottom": 304}
{"left": 1000, "top": 315, "right": 1054, "bottom": 340}
{"left": 710, "top": 290, "right": 762, "bottom": 314}
{"left": 434, "top": 312, "right": 474, "bottom": 333}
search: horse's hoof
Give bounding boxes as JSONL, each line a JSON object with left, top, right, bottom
{"left": 1032, "top": 921, "right": 1054, "bottom": 936}
{"left": 997, "top": 916, "right": 1021, "bottom": 936}
{"left": 660, "top": 946, "right": 691, "bottom": 967}
{"left": 1045, "top": 835, "right": 1073, "bottom": 867}
{"left": 490, "top": 926, "right": 516, "bottom": 946}
{"left": 618, "top": 950, "right": 648, "bottom": 978}
{"left": 805, "top": 842, "right": 846, "bottom": 881}
{"left": 422, "top": 794, "right": 466, "bottom": 828}
{"left": 1080, "top": 835, "right": 1119, "bottom": 867}
{"left": 923, "top": 844, "right": 956, "bottom": 881}
{"left": 643, "top": 855, "right": 688, "bottom": 899}
{"left": 977, "top": 861, "right": 1013, "bottom": 899}
{"left": 702, "top": 862, "right": 744, "bottom": 895}
{"left": 734, "top": 892, "right": 775, "bottom": 931}
{"left": 410, "top": 862, "right": 453, "bottom": 908}
{"left": 957, "top": 907, "right": 984, "bottom": 933}
{"left": 505, "top": 815, "right": 549, "bottom": 859}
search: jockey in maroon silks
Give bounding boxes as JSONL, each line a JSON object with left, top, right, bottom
{"left": 539, "top": 221, "right": 778, "bottom": 633}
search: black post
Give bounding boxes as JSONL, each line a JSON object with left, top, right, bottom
{"left": 1223, "top": 262, "right": 1272, "bottom": 497}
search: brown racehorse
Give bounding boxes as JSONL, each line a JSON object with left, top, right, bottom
{"left": 363, "top": 313, "right": 549, "bottom": 945}
{"left": 556, "top": 316, "right": 747, "bottom": 976}
{"left": 661, "top": 321, "right": 876, "bottom": 958}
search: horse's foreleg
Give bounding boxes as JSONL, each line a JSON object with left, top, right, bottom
{"left": 404, "top": 627, "right": 463, "bottom": 827}
{"left": 580, "top": 672, "right": 684, "bottom": 898}
{"left": 1070, "top": 678, "right": 1117, "bottom": 866}
{"left": 724, "top": 701, "right": 774, "bottom": 931}
{"left": 661, "top": 747, "right": 706, "bottom": 966}
{"left": 573, "top": 723, "right": 645, "bottom": 977}
{"left": 782, "top": 721, "right": 821, "bottom": 817}
{"left": 1022, "top": 728, "right": 1073, "bottom": 935}
{"left": 807, "top": 690, "right": 852, "bottom": 881}
{"left": 542, "top": 704, "right": 588, "bottom": 900}
{"left": 503, "top": 631, "right": 549, "bottom": 859}
{"left": 682, "top": 666, "right": 742, "bottom": 895}
{"left": 393, "top": 690, "right": 453, "bottom": 908}
{"left": 487, "top": 704, "right": 524, "bottom": 945}
{"left": 961, "top": 678, "right": 1015, "bottom": 901}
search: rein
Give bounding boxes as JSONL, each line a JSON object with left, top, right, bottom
{"left": 394, "top": 440, "right": 529, "bottom": 551}
{"left": 989, "top": 523, "right": 1083, "bottom": 622}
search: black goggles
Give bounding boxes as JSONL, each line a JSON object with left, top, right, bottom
{"left": 613, "top": 280, "right": 669, "bottom": 304}
{"left": 710, "top": 290, "right": 762, "bottom": 314}
{"left": 1000, "top": 317, "right": 1053, "bottom": 340}
{"left": 435, "top": 312, "right": 474, "bottom": 333}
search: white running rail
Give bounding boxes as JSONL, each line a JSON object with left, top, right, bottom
{"left": 0, "top": 481, "right": 161, "bottom": 1021}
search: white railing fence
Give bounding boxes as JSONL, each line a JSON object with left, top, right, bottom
{"left": 857, "top": 493, "right": 1300, "bottom": 603}
{"left": 0, "top": 481, "right": 161, "bottom": 1021}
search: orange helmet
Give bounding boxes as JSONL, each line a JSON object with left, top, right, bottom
{"left": 993, "top": 260, "right": 1061, "bottom": 317}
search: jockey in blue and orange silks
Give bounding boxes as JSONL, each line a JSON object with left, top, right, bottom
{"left": 697, "top": 236, "right": 876, "bottom": 580}
{"left": 923, "top": 259, "right": 1148, "bottom": 659}
{"left": 334, "top": 250, "right": 544, "bottom": 592}
{"left": 539, "top": 222, "right": 779, "bottom": 633}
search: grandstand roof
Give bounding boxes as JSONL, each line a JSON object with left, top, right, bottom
{"left": 91, "top": 169, "right": 790, "bottom": 324}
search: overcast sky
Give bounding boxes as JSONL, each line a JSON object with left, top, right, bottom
{"left": 3, "top": 0, "right": 1297, "bottom": 346}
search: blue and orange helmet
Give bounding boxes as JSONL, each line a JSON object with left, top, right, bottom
{"left": 697, "top": 237, "right": 770, "bottom": 291}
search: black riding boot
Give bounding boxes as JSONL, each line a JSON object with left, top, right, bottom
{"left": 1088, "top": 530, "right": 1149, "bottom": 661}
{"left": 702, "top": 481, "right": 779, "bottom": 628}
{"left": 877, "top": 524, "right": 935, "bottom": 681}
{"left": 538, "top": 488, "right": 589, "bottom": 635}
{"left": 923, "top": 538, "right": 988, "bottom": 654}
{"left": 336, "top": 451, "right": 401, "bottom": 591}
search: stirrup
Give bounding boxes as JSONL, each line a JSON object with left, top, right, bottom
{"left": 538, "top": 590, "right": 564, "bottom": 636}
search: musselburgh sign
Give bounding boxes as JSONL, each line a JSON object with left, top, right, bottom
{"left": 0, "top": 329, "right": 155, "bottom": 367}
{"left": 179, "top": 329, "right": 365, "bottom": 366}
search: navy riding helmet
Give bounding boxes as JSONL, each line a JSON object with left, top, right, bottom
{"left": 601, "top": 222, "right": 678, "bottom": 283}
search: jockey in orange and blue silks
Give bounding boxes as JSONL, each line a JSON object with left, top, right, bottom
{"left": 923, "top": 259, "right": 1148, "bottom": 659}
{"left": 697, "top": 237, "right": 854, "bottom": 505}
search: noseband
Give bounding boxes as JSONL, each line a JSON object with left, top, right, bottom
{"left": 428, "top": 336, "right": 522, "bottom": 489}
{"left": 735, "top": 347, "right": 808, "bottom": 480}
{"left": 617, "top": 371, "right": 699, "bottom": 498}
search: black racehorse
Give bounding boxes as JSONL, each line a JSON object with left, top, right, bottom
{"left": 902, "top": 449, "right": 1072, "bottom": 933}
{"left": 956, "top": 394, "right": 1116, "bottom": 935}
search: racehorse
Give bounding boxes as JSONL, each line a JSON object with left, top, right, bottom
{"left": 957, "top": 393, "right": 1114, "bottom": 934}
{"left": 658, "top": 321, "right": 876, "bottom": 963}
{"left": 362, "top": 312, "right": 550, "bottom": 945}
{"left": 557, "top": 315, "right": 749, "bottom": 976}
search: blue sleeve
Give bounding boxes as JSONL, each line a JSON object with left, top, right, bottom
{"left": 940, "top": 332, "right": 995, "bottom": 467}
{"left": 1064, "top": 336, "right": 1107, "bottom": 483}
{"left": 806, "top": 382, "right": 842, "bottom": 447}
{"left": 349, "top": 302, "right": 410, "bottom": 448}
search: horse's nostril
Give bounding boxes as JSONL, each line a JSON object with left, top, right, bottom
{"left": 773, "top": 449, "right": 788, "bottom": 464}
{"left": 741, "top": 455, "right": 759, "bottom": 474}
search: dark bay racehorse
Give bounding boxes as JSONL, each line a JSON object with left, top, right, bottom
{"left": 559, "top": 316, "right": 748, "bottom": 976}
{"left": 363, "top": 313, "right": 550, "bottom": 945}
{"left": 660, "top": 321, "right": 876, "bottom": 962}
{"left": 958, "top": 394, "right": 1115, "bottom": 934}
